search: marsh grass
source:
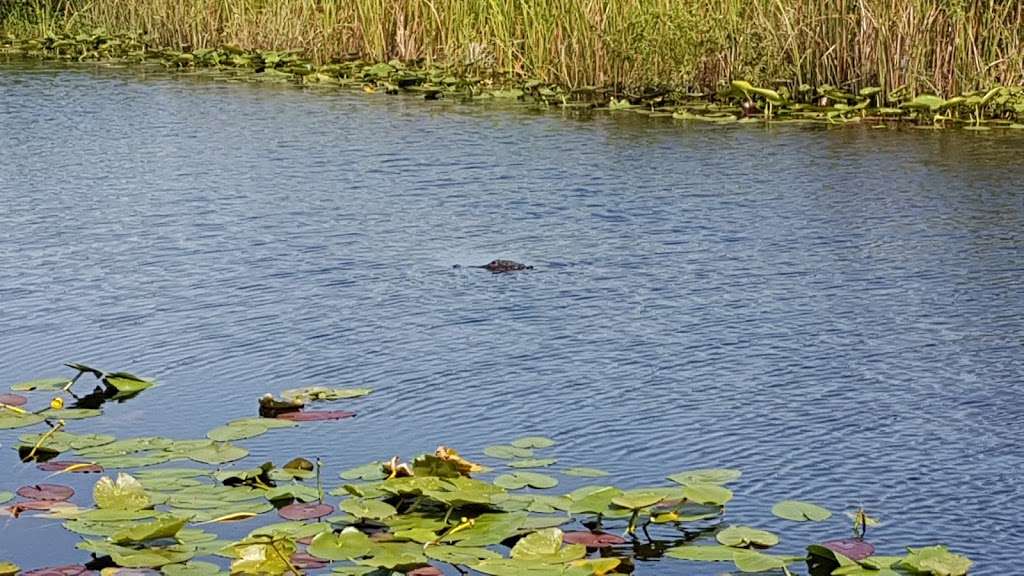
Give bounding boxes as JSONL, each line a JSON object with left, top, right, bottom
{"left": 2, "top": 0, "right": 1022, "bottom": 96}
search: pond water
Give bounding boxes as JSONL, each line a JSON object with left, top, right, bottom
{"left": 1, "top": 60, "right": 1022, "bottom": 575}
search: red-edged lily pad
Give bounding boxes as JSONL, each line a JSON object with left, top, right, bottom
{"left": 0, "top": 393, "right": 28, "bottom": 406}
{"left": 17, "top": 484, "right": 74, "bottom": 501}
{"left": 276, "top": 411, "right": 356, "bottom": 422}
{"left": 822, "top": 538, "right": 876, "bottom": 561}
{"left": 36, "top": 461, "right": 104, "bottom": 474}
{"left": 22, "top": 566, "right": 92, "bottom": 576}
{"left": 562, "top": 531, "right": 627, "bottom": 548}
{"left": 290, "top": 553, "right": 327, "bottom": 570}
{"left": 279, "top": 502, "right": 334, "bottom": 520}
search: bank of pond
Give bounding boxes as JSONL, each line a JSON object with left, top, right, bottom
{"left": 0, "top": 363, "right": 973, "bottom": 576}
{"left": 3, "top": 31, "right": 1024, "bottom": 131}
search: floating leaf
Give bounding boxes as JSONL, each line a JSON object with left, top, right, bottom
{"left": 0, "top": 394, "right": 28, "bottom": 406}
{"left": 510, "top": 528, "right": 586, "bottom": 563}
{"left": 732, "top": 549, "right": 802, "bottom": 573}
{"left": 424, "top": 545, "right": 501, "bottom": 564}
{"left": 206, "top": 422, "right": 267, "bottom": 442}
{"left": 16, "top": 484, "right": 74, "bottom": 501}
{"left": 484, "top": 445, "right": 534, "bottom": 459}
{"left": 339, "top": 462, "right": 387, "bottom": 481}
{"left": 160, "top": 561, "right": 220, "bottom": 576}
{"left": 682, "top": 483, "right": 733, "bottom": 505}
{"left": 772, "top": 500, "right": 832, "bottom": 522}
{"left": 282, "top": 387, "right": 372, "bottom": 402}
{"left": 0, "top": 411, "right": 45, "bottom": 429}
{"left": 0, "top": 492, "right": 13, "bottom": 505}
{"left": 508, "top": 459, "right": 557, "bottom": 469}
{"left": 561, "top": 531, "right": 626, "bottom": 548}
{"left": 666, "top": 544, "right": 737, "bottom": 561}
{"left": 39, "top": 408, "right": 102, "bottom": 420}
{"left": 562, "top": 467, "right": 608, "bottom": 478}
{"left": 11, "top": 378, "right": 71, "bottom": 392}
{"left": 37, "top": 461, "right": 104, "bottom": 474}
{"left": 340, "top": 498, "right": 396, "bottom": 520}
{"left": 668, "top": 468, "right": 742, "bottom": 485}
{"left": 94, "top": 473, "right": 152, "bottom": 510}
{"left": 111, "top": 516, "right": 188, "bottom": 544}
{"left": 188, "top": 443, "right": 248, "bottom": 465}
{"left": 816, "top": 539, "right": 876, "bottom": 562}
{"left": 276, "top": 410, "right": 355, "bottom": 422}
{"left": 510, "top": 436, "right": 555, "bottom": 449}
{"left": 494, "top": 472, "right": 558, "bottom": 490}
{"left": 717, "top": 525, "right": 779, "bottom": 548}
{"left": 278, "top": 502, "right": 333, "bottom": 521}
{"left": 228, "top": 537, "right": 296, "bottom": 575}
{"left": 104, "top": 375, "right": 155, "bottom": 397}
{"left": 611, "top": 491, "right": 664, "bottom": 510}
{"left": 308, "top": 527, "right": 372, "bottom": 560}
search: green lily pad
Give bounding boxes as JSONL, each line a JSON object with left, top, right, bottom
{"left": 668, "top": 468, "right": 742, "bottom": 485}
{"left": 424, "top": 545, "right": 501, "bottom": 564}
{"left": 562, "top": 467, "right": 608, "bottom": 478}
{"left": 900, "top": 545, "right": 972, "bottom": 576}
{"left": 611, "top": 490, "right": 664, "bottom": 510}
{"left": 494, "top": 472, "right": 558, "bottom": 490}
{"left": 510, "top": 528, "right": 586, "bottom": 563}
{"left": 732, "top": 549, "right": 802, "bottom": 573}
{"left": 356, "top": 542, "right": 427, "bottom": 569}
{"left": 484, "top": 445, "right": 534, "bottom": 459}
{"left": 19, "top": 431, "right": 116, "bottom": 452}
{"left": 11, "top": 377, "right": 70, "bottom": 391}
{"left": 111, "top": 516, "right": 188, "bottom": 544}
{"left": 443, "top": 512, "right": 528, "bottom": 547}
{"left": 340, "top": 498, "right": 397, "bottom": 520}
{"left": 104, "top": 375, "right": 155, "bottom": 397}
{"left": 508, "top": 458, "right": 557, "bottom": 469}
{"left": 39, "top": 408, "right": 102, "bottom": 420}
{"left": 161, "top": 561, "right": 221, "bottom": 576}
{"left": 94, "top": 473, "right": 153, "bottom": 510}
{"left": 683, "top": 483, "right": 733, "bottom": 505}
{"left": 510, "top": 436, "right": 555, "bottom": 449}
{"left": 188, "top": 443, "right": 248, "bottom": 465}
{"left": 772, "top": 499, "right": 832, "bottom": 522}
{"left": 717, "top": 525, "right": 779, "bottom": 548}
{"left": 227, "top": 537, "right": 296, "bottom": 574}
{"left": 666, "top": 544, "right": 737, "bottom": 561}
{"left": 339, "top": 462, "right": 387, "bottom": 481}
{"left": 0, "top": 491, "right": 13, "bottom": 504}
{"left": 0, "top": 411, "right": 45, "bottom": 429}
{"left": 567, "top": 486, "right": 622, "bottom": 515}
{"left": 206, "top": 422, "right": 267, "bottom": 442}
{"left": 282, "top": 387, "right": 373, "bottom": 402}
{"left": 309, "top": 528, "right": 373, "bottom": 561}
{"left": 229, "top": 417, "right": 296, "bottom": 429}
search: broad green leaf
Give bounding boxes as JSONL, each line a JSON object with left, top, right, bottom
{"left": 39, "top": 408, "right": 102, "bottom": 420}
{"left": 443, "top": 512, "right": 527, "bottom": 547}
{"left": 11, "top": 377, "right": 70, "bottom": 391}
{"left": 666, "top": 544, "right": 737, "bottom": 561}
{"left": 355, "top": 542, "right": 427, "bottom": 568}
{"left": 229, "top": 538, "right": 297, "bottom": 575}
{"left": 94, "top": 473, "right": 153, "bottom": 510}
{"left": 0, "top": 411, "right": 45, "bottom": 429}
{"left": 900, "top": 545, "right": 972, "bottom": 576}
{"left": 425, "top": 545, "right": 501, "bottom": 564}
{"left": 161, "top": 561, "right": 221, "bottom": 576}
{"left": 717, "top": 525, "right": 779, "bottom": 548}
{"left": 668, "top": 468, "right": 742, "bottom": 485}
{"left": 563, "top": 467, "right": 608, "bottom": 478}
{"left": 340, "top": 498, "right": 397, "bottom": 520}
{"left": 494, "top": 472, "right": 558, "bottom": 490}
{"left": 772, "top": 500, "right": 832, "bottom": 522}
{"left": 484, "top": 445, "right": 534, "bottom": 459}
{"left": 19, "top": 431, "right": 115, "bottom": 451}
{"left": 282, "top": 386, "right": 372, "bottom": 402}
{"left": 510, "top": 528, "right": 586, "bottom": 563}
{"left": 309, "top": 528, "right": 373, "bottom": 560}
{"left": 188, "top": 443, "right": 248, "bottom": 465}
{"left": 611, "top": 490, "right": 663, "bottom": 510}
{"left": 682, "top": 483, "right": 733, "bottom": 505}
{"left": 508, "top": 458, "right": 557, "bottom": 469}
{"left": 111, "top": 516, "right": 188, "bottom": 544}
{"left": 0, "top": 491, "right": 13, "bottom": 504}
{"left": 339, "top": 462, "right": 387, "bottom": 481}
{"left": 732, "top": 549, "right": 802, "bottom": 572}
{"left": 511, "top": 436, "right": 555, "bottom": 449}
{"left": 207, "top": 422, "right": 267, "bottom": 442}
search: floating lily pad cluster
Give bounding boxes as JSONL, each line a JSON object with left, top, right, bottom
{"left": 1, "top": 366, "right": 974, "bottom": 576}
{"left": 3, "top": 31, "right": 1024, "bottom": 129}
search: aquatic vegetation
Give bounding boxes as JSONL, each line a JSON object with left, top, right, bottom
{"left": 3, "top": 30, "right": 1024, "bottom": 129}
{"left": 0, "top": 364, "right": 976, "bottom": 575}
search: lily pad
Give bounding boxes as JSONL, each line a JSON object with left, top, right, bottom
{"left": 494, "top": 472, "right": 558, "bottom": 490}
{"left": 668, "top": 468, "right": 742, "bottom": 485}
{"left": 340, "top": 462, "right": 387, "bottom": 481}
{"left": 0, "top": 411, "right": 45, "bottom": 429}
{"left": 732, "top": 549, "right": 802, "bottom": 573}
{"left": 817, "top": 538, "right": 876, "bottom": 561}
{"left": 94, "top": 473, "right": 152, "bottom": 510}
{"left": 0, "top": 394, "right": 28, "bottom": 406}
{"left": 279, "top": 502, "right": 333, "bottom": 520}
{"left": 160, "top": 561, "right": 220, "bottom": 576}
{"left": 11, "top": 378, "right": 70, "bottom": 392}
{"left": 39, "top": 408, "right": 102, "bottom": 420}
{"left": 508, "top": 458, "right": 557, "bottom": 469}
{"left": 510, "top": 528, "right": 586, "bottom": 563}
{"left": 611, "top": 491, "right": 664, "bottom": 510}
{"left": 37, "top": 461, "right": 104, "bottom": 473}
{"left": 276, "top": 410, "right": 355, "bottom": 421}
{"left": 665, "top": 544, "right": 737, "bottom": 561}
{"left": 282, "top": 387, "right": 373, "bottom": 402}
{"left": 0, "top": 492, "right": 13, "bottom": 504}
{"left": 561, "top": 531, "right": 626, "bottom": 548}
{"left": 717, "top": 525, "right": 779, "bottom": 548}
{"left": 562, "top": 467, "right": 608, "bottom": 478}
{"left": 206, "top": 422, "right": 267, "bottom": 442}
{"left": 340, "top": 498, "right": 396, "bottom": 520}
{"left": 16, "top": 484, "right": 74, "bottom": 501}
{"left": 900, "top": 545, "right": 972, "bottom": 576}
{"left": 424, "top": 545, "right": 501, "bottom": 564}
{"left": 308, "top": 527, "right": 373, "bottom": 560}
{"left": 188, "top": 443, "right": 248, "bottom": 465}
{"left": 682, "top": 483, "right": 733, "bottom": 505}
{"left": 484, "top": 445, "right": 534, "bottom": 460}
{"left": 111, "top": 516, "right": 188, "bottom": 544}
{"left": 510, "top": 436, "right": 555, "bottom": 449}
{"left": 772, "top": 499, "right": 832, "bottom": 522}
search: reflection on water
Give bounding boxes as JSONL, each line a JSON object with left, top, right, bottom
{"left": 1, "top": 60, "right": 1022, "bottom": 574}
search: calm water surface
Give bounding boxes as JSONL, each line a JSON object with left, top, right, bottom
{"left": 1, "top": 60, "right": 1022, "bottom": 574}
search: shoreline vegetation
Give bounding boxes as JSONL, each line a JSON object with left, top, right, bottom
{"left": 2, "top": 1, "right": 1024, "bottom": 127}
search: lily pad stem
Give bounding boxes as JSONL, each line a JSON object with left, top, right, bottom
{"left": 24, "top": 419, "right": 64, "bottom": 462}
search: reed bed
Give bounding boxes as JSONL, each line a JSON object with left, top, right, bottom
{"left": 3, "top": 0, "right": 1022, "bottom": 96}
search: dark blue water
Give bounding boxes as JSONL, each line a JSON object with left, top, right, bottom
{"left": 1, "top": 60, "right": 1022, "bottom": 574}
